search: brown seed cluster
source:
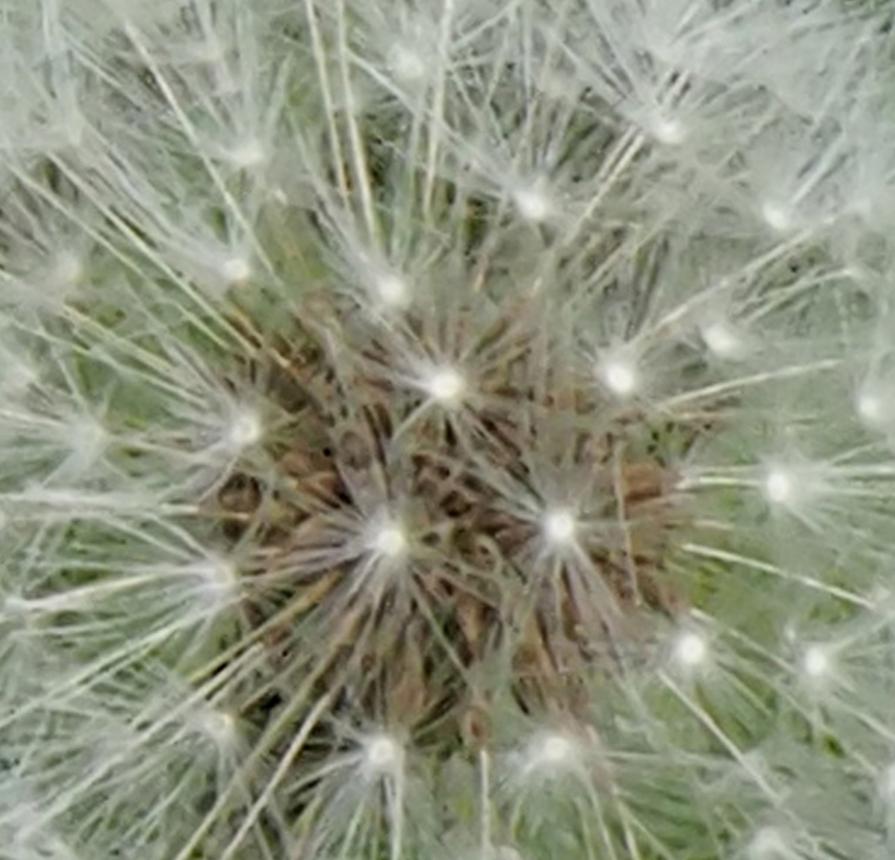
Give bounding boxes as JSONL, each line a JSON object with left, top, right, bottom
{"left": 216, "top": 293, "right": 690, "bottom": 747}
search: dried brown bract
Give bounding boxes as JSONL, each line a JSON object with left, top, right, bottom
{"left": 215, "top": 290, "right": 694, "bottom": 747}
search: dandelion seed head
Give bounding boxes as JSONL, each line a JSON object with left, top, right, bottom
{"left": 8, "top": 3, "right": 891, "bottom": 854}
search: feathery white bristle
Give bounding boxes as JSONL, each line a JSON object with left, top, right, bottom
{"left": 5, "top": 3, "right": 895, "bottom": 859}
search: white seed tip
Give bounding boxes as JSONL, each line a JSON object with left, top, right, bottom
{"left": 761, "top": 202, "right": 792, "bottom": 232}
{"left": 69, "top": 417, "right": 106, "bottom": 465}
{"left": 192, "top": 558, "right": 239, "bottom": 608}
{"left": 374, "top": 272, "right": 409, "bottom": 307}
{"left": 749, "top": 827, "right": 788, "bottom": 859}
{"left": 856, "top": 388, "right": 886, "bottom": 426}
{"left": 543, "top": 508, "right": 576, "bottom": 544}
{"left": 228, "top": 139, "right": 266, "bottom": 168}
{"left": 199, "top": 708, "right": 236, "bottom": 746}
{"left": 541, "top": 734, "right": 572, "bottom": 762}
{"left": 802, "top": 645, "right": 828, "bottom": 677}
{"left": 425, "top": 367, "right": 465, "bottom": 404}
{"left": 364, "top": 734, "right": 403, "bottom": 773}
{"left": 674, "top": 631, "right": 707, "bottom": 666}
{"left": 212, "top": 558, "right": 238, "bottom": 586}
{"left": 701, "top": 321, "right": 740, "bottom": 358}
{"left": 600, "top": 358, "right": 637, "bottom": 396}
{"left": 227, "top": 408, "right": 262, "bottom": 450}
{"left": 371, "top": 521, "right": 407, "bottom": 558}
{"left": 652, "top": 116, "right": 685, "bottom": 144}
{"left": 525, "top": 732, "right": 576, "bottom": 772}
{"left": 763, "top": 468, "right": 792, "bottom": 504}
{"left": 49, "top": 250, "right": 83, "bottom": 287}
{"left": 513, "top": 186, "right": 551, "bottom": 223}
{"left": 220, "top": 257, "right": 251, "bottom": 284}
{"left": 388, "top": 45, "right": 427, "bottom": 82}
